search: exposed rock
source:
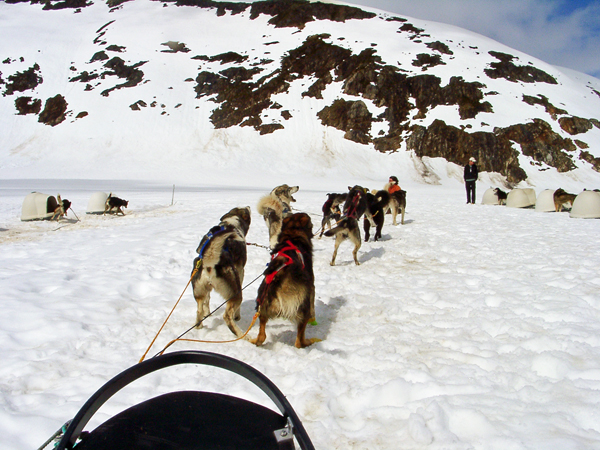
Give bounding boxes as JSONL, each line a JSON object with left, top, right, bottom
{"left": 485, "top": 51, "right": 557, "bottom": 84}
{"left": 498, "top": 119, "right": 576, "bottom": 171}
{"left": 317, "top": 99, "right": 372, "bottom": 144}
{"left": 558, "top": 116, "right": 593, "bottom": 135}
{"left": 2, "top": 64, "right": 42, "bottom": 96}
{"left": 161, "top": 41, "right": 190, "bottom": 53}
{"left": 38, "top": 94, "right": 67, "bottom": 126}
{"left": 412, "top": 53, "right": 445, "bottom": 70}
{"left": 580, "top": 150, "right": 600, "bottom": 172}
{"left": 407, "top": 119, "right": 526, "bottom": 183}
{"left": 100, "top": 57, "right": 146, "bottom": 97}
{"left": 522, "top": 94, "right": 567, "bottom": 119}
{"left": 15, "top": 96, "right": 41, "bottom": 115}
{"left": 575, "top": 140, "right": 589, "bottom": 149}
{"left": 426, "top": 41, "right": 453, "bottom": 55}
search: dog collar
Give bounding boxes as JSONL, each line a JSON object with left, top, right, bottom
{"left": 197, "top": 225, "right": 226, "bottom": 259}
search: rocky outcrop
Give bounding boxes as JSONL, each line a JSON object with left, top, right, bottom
{"left": 15, "top": 96, "right": 41, "bottom": 115}
{"left": 485, "top": 51, "right": 557, "bottom": 84}
{"left": 317, "top": 99, "right": 372, "bottom": 144}
{"left": 2, "top": 64, "right": 42, "bottom": 96}
{"left": 522, "top": 94, "right": 567, "bottom": 119}
{"left": 558, "top": 116, "right": 593, "bottom": 135}
{"left": 38, "top": 94, "right": 68, "bottom": 126}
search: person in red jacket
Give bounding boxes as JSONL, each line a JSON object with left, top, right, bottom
{"left": 387, "top": 176, "right": 401, "bottom": 193}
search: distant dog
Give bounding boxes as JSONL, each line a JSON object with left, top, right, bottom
{"left": 493, "top": 188, "right": 508, "bottom": 205}
{"left": 554, "top": 188, "right": 576, "bottom": 212}
{"left": 364, "top": 190, "right": 390, "bottom": 242}
{"left": 319, "top": 193, "right": 347, "bottom": 238}
{"left": 191, "top": 206, "right": 252, "bottom": 338}
{"left": 257, "top": 184, "right": 299, "bottom": 249}
{"left": 251, "top": 212, "right": 317, "bottom": 348}
{"left": 104, "top": 193, "right": 129, "bottom": 215}
{"left": 324, "top": 185, "right": 371, "bottom": 266}
{"left": 50, "top": 195, "right": 71, "bottom": 220}
{"left": 383, "top": 182, "right": 406, "bottom": 225}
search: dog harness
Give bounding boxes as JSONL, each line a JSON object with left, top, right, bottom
{"left": 196, "top": 225, "right": 226, "bottom": 260}
{"left": 344, "top": 192, "right": 362, "bottom": 219}
{"left": 256, "top": 240, "right": 305, "bottom": 307}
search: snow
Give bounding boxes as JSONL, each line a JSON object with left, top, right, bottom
{"left": 1, "top": 1, "right": 600, "bottom": 449}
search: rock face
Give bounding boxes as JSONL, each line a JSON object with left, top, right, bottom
{"left": 2, "top": 0, "right": 600, "bottom": 183}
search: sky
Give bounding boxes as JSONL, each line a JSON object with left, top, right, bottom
{"left": 334, "top": 0, "right": 600, "bottom": 78}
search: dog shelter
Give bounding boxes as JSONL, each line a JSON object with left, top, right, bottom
{"left": 21, "top": 192, "right": 60, "bottom": 221}
{"left": 570, "top": 190, "right": 600, "bottom": 218}
{"left": 86, "top": 192, "right": 109, "bottom": 214}
{"left": 482, "top": 188, "right": 505, "bottom": 205}
{"left": 534, "top": 189, "right": 557, "bottom": 212}
{"left": 506, "top": 188, "right": 536, "bottom": 208}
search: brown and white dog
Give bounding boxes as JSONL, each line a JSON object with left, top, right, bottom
{"left": 383, "top": 182, "right": 406, "bottom": 225}
{"left": 324, "top": 185, "right": 371, "bottom": 266}
{"left": 554, "top": 188, "right": 577, "bottom": 212}
{"left": 104, "top": 193, "right": 129, "bottom": 215}
{"left": 191, "top": 206, "right": 251, "bottom": 338}
{"left": 257, "top": 184, "right": 299, "bottom": 249}
{"left": 251, "top": 212, "right": 317, "bottom": 348}
{"left": 50, "top": 195, "right": 71, "bottom": 220}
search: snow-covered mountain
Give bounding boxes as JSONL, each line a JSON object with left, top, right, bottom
{"left": 1, "top": 0, "right": 600, "bottom": 189}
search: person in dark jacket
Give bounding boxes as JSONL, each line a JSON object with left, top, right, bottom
{"left": 464, "top": 157, "right": 478, "bottom": 204}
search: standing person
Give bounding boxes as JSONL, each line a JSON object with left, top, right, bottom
{"left": 386, "top": 175, "right": 401, "bottom": 193}
{"left": 464, "top": 157, "right": 478, "bottom": 204}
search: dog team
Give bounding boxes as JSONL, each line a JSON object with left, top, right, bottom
{"left": 191, "top": 179, "right": 407, "bottom": 349}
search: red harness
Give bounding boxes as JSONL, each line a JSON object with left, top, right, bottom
{"left": 345, "top": 192, "right": 362, "bottom": 219}
{"left": 264, "top": 240, "right": 305, "bottom": 284}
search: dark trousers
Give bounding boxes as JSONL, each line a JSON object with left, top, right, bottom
{"left": 465, "top": 180, "right": 476, "bottom": 203}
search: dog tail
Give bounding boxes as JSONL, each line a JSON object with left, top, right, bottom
{"left": 372, "top": 190, "right": 390, "bottom": 210}
{"left": 257, "top": 195, "right": 283, "bottom": 216}
{"left": 323, "top": 217, "right": 349, "bottom": 237}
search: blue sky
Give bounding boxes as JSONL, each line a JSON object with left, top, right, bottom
{"left": 340, "top": 0, "right": 600, "bottom": 78}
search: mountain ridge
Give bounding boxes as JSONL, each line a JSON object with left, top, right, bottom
{"left": 1, "top": 0, "right": 600, "bottom": 188}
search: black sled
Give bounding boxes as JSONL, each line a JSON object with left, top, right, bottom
{"left": 53, "top": 351, "right": 315, "bottom": 450}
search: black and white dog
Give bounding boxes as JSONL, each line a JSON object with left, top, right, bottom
{"left": 191, "top": 206, "right": 251, "bottom": 338}
{"left": 319, "top": 192, "right": 347, "bottom": 238}
{"left": 104, "top": 193, "right": 129, "bottom": 215}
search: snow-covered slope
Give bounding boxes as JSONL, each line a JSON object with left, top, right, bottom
{"left": 1, "top": 0, "right": 600, "bottom": 190}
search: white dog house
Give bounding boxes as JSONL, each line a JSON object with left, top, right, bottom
{"left": 482, "top": 188, "right": 503, "bottom": 205}
{"left": 506, "top": 188, "right": 536, "bottom": 208}
{"left": 21, "top": 192, "right": 60, "bottom": 221}
{"left": 535, "top": 189, "right": 557, "bottom": 212}
{"left": 570, "top": 190, "right": 600, "bottom": 219}
{"left": 86, "top": 192, "right": 109, "bottom": 214}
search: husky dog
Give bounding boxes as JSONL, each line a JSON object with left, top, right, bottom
{"left": 50, "top": 195, "right": 71, "bottom": 220}
{"left": 251, "top": 212, "right": 317, "bottom": 348}
{"left": 319, "top": 193, "right": 347, "bottom": 238}
{"left": 364, "top": 190, "right": 390, "bottom": 242}
{"left": 493, "top": 188, "right": 508, "bottom": 205}
{"left": 324, "top": 185, "right": 370, "bottom": 266}
{"left": 257, "top": 184, "right": 299, "bottom": 249}
{"left": 383, "top": 182, "right": 406, "bottom": 225}
{"left": 554, "top": 188, "right": 577, "bottom": 212}
{"left": 104, "top": 193, "right": 129, "bottom": 215}
{"left": 191, "top": 206, "right": 251, "bottom": 338}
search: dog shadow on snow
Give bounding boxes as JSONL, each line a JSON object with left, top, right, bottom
{"left": 202, "top": 294, "right": 348, "bottom": 352}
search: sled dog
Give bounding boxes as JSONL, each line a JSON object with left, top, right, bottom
{"left": 364, "top": 190, "right": 390, "bottom": 242}
{"left": 251, "top": 212, "right": 317, "bottom": 348}
{"left": 191, "top": 206, "right": 251, "bottom": 338}
{"left": 383, "top": 182, "right": 406, "bottom": 225}
{"left": 493, "top": 188, "right": 508, "bottom": 205}
{"left": 257, "top": 184, "right": 299, "bottom": 249}
{"left": 319, "top": 193, "right": 347, "bottom": 238}
{"left": 104, "top": 193, "right": 129, "bottom": 215}
{"left": 51, "top": 195, "right": 71, "bottom": 220}
{"left": 554, "top": 188, "right": 576, "bottom": 212}
{"left": 324, "top": 185, "right": 370, "bottom": 266}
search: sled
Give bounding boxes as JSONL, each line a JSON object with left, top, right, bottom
{"left": 53, "top": 350, "right": 315, "bottom": 450}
